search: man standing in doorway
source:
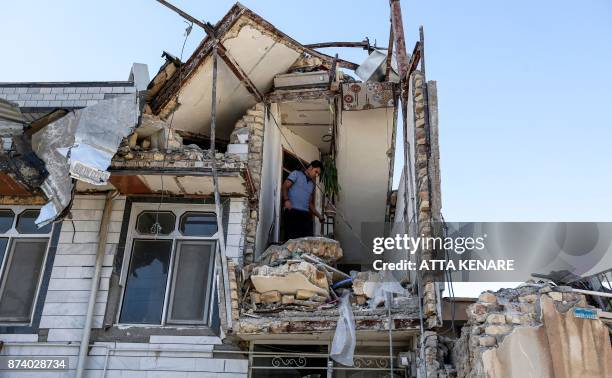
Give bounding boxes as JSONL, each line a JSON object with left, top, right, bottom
{"left": 282, "top": 160, "right": 325, "bottom": 241}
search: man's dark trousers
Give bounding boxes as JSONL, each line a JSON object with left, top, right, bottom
{"left": 284, "top": 208, "right": 313, "bottom": 240}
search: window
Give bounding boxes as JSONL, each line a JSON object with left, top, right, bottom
{"left": 136, "top": 211, "right": 175, "bottom": 235}
{"left": 118, "top": 205, "right": 218, "bottom": 326}
{"left": 0, "top": 207, "right": 52, "bottom": 323}
{"left": 179, "top": 212, "right": 217, "bottom": 236}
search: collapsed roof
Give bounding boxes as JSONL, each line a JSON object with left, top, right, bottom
{"left": 148, "top": 3, "right": 357, "bottom": 139}
{"left": 0, "top": 2, "right": 369, "bottom": 226}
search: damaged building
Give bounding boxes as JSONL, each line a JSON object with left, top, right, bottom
{"left": 0, "top": 3, "right": 436, "bottom": 376}
{"left": 0, "top": 1, "right": 610, "bottom": 378}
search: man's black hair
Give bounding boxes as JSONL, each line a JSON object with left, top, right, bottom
{"left": 308, "top": 160, "right": 323, "bottom": 170}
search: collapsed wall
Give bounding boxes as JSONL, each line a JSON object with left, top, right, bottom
{"left": 452, "top": 283, "right": 612, "bottom": 378}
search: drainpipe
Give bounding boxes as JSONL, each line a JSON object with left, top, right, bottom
{"left": 76, "top": 190, "right": 117, "bottom": 377}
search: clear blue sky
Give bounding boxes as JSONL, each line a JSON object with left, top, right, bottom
{"left": 2, "top": 0, "right": 611, "bottom": 222}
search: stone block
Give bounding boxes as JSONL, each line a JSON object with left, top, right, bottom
{"left": 479, "top": 335, "right": 496, "bottom": 347}
{"left": 486, "top": 313, "right": 506, "bottom": 324}
{"left": 281, "top": 295, "right": 295, "bottom": 304}
{"left": 128, "top": 132, "right": 138, "bottom": 148}
{"left": 250, "top": 292, "right": 261, "bottom": 304}
{"left": 260, "top": 290, "right": 281, "bottom": 303}
{"left": 548, "top": 292, "right": 562, "bottom": 301}
{"left": 538, "top": 286, "right": 552, "bottom": 294}
{"left": 506, "top": 313, "right": 534, "bottom": 325}
{"left": 484, "top": 324, "right": 512, "bottom": 335}
{"left": 518, "top": 294, "right": 538, "bottom": 303}
{"left": 519, "top": 302, "right": 536, "bottom": 313}
{"left": 478, "top": 292, "right": 497, "bottom": 304}
{"left": 296, "top": 289, "right": 315, "bottom": 300}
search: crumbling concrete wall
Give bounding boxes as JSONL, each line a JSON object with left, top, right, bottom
{"left": 411, "top": 71, "right": 439, "bottom": 328}
{"left": 418, "top": 331, "right": 456, "bottom": 378}
{"left": 229, "top": 102, "right": 265, "bottom": 264}
{"left": 453, "top": 284, "right": 612, "bottom": 378}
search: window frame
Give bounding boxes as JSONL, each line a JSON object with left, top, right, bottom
{"left": 117, "top": 203, "right": 219, "bottom": 327}
{"left": 0, "top": 205, "right": 53, "bottom": 325}
{"left": 166, "top": 239, "right": 216, "bottom": 325}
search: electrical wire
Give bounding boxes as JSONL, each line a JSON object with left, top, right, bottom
{"left": 154, "top": 20, "right": 192, "bottom": 235}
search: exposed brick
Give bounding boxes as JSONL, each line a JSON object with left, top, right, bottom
{"left": 478, "top": 292, "right": 497, "bottom": 304}
{"left": 486, "top": 313, "right": 506, "bottom": 324}
{"left": 479, "top": 335, "right": 496, "bottom": 347}
{"left": 484, "top": 324, "right": 512, "bottom": 335}
{"left": 518, "top": 294, "right": 538, "bottom": 303}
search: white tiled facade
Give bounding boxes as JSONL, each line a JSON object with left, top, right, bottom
{"left": 0, "top": 195, "right": 248, "bottom": 377}
{"left": 0, "top": 84, "right": 136, "bottom": 109}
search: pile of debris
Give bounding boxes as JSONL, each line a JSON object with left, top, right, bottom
{"left": 112, "top": 114, "right": 244, "bottom": 170}
{"left": 240, "top": 237, "right": 408, "bottom": 314}
{"left": 452, "top": 281, "right": 612, "bottom": 377}
{"left": 241, "top": 237, "right": 343, "bottom": 312}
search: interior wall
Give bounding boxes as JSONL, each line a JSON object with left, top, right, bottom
{"left": 255, "top": 104, "right": 282, "bottom": 255}
{"left": 255, "top": 104, "right": 321, "bottom": 255}
{"left": 335, "top": 107, "right": 394, "bottom": 265}
{"left": 280, "top": 127, "right": 320, "bottom": 164}
{"left": 280, "top": 125, "right": 322, "bottom": 239}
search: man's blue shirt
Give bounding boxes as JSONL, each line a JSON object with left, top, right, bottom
{"left": 287, "top": 170, "right": 314, "bottom": 212}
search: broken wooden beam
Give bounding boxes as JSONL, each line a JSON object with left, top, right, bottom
{"left": 216, "top": 44, "right": 264, "bottom": 102}
{"left": 305, "top": 40, "right": 373, "bottom": 50}
{"left": 155, "top": 0, "right": 264, "bottom": 103}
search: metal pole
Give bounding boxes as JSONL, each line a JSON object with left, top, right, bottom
{"left": 390, "top": 0, "right": 410, "bottom": 78}
{"left": 572, "top": 288, "right": 612, "bottom": 298}
{"left": 76, "top": 190, "right": 116, "bottom": 378}
{"left": 390, "top": 1, "right": 428, "bottom": 376}
{"left": 387, "top": 291, "right": 394, "bottom": 375}
{"left": 211, "top": 47, "right": 233, "bottom": 329}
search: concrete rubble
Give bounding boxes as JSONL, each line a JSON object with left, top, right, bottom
{"left": 451, "top": 282, "right": 612, "bottom": 378}
{"left": 242, "top": 237, "right": 343, "bottom": 311}
{"left": 238, "top": 237, "right": 418, "bottom": 318}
